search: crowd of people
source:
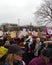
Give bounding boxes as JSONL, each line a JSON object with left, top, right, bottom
{"left": 0, "top": 30, "right": 52, "bottom": 65}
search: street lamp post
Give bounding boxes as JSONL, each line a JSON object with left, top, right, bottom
{"left": 18, "top": 18, "right": 20, "bottom": 31}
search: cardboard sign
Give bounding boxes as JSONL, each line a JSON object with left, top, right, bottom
{"left": 0, "top": 46, "right": 8, "bottom": 58}
{"left": 10, "top": 31, "right": 16, "bottom": 38}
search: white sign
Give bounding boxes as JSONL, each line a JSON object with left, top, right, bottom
{"left": 32, "top": 31, "right": 38, "bottom": 36}
{"left": 23, "top": 28, "right": 26, "bottom": 31}
{"left": 0, "top": 31, "right": 3, "bottom": 36}
{"left": 47, "top": 28, "right": 52, "bottom": 34}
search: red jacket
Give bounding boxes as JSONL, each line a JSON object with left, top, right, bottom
{"left": 28, "top": 57, "right": 46, "bottom": 65}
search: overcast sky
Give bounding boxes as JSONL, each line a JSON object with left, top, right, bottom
{"left": 0, "top": 0, "right": 43, "bottom": 26}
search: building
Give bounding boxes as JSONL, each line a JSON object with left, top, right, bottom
{"left": 1, "top": 23, "right": 18, "bottom": 31}
{"left": 1, "top": 23, "right": 46, "bottom": 32}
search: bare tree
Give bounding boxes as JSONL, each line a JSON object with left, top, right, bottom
{"left": 35, "top": 0, "right": 52, "bottom": 26}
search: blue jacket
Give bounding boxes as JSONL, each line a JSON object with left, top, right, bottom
{"left": 4, "top": 62, "right": 10, "bottom": 65}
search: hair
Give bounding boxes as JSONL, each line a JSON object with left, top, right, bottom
{"left": 49, "top": 57, "right": 52, "bottom": 63}
{"left": 6, "top": 54, "right": 14, "bottom": 65}
{"left": 41, "top": 48, "right": 50, "bottom": 57}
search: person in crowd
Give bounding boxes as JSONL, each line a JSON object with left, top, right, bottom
{"left": 25, "top": 33, "right": 33, "bottom": 49}
{"left": 23, "top": 37, "right": 45, "bottom": 65}
{"left": 30, "top": 36, "right": 36, "bottom": 58}
{"left": 0, "top": 35, "right": 4, "bottom": 46}
{"left": 38, "top": 37, "right": 46, "bottom": 55}
{"left": 23, "top": 34, "right": 33, "bottom": 65}
{"left": 0, "top": 38, "right": 3, "bottom": 46}
{"left": 47, "top": 57, "right": 52, "bottom": 65}
{"left": 28, "top": 48, "right": 51, "bottom": 65}
{"left": 14, "top": 38, "right": 21, "bottom": 45}
{"left": 30, "top": 36, "right": 36, "bottom": 53}
{"left": 4, "top": 44, "right": 25, "bottom": 65}
{"left": 47, "top": 48, "right": 52, "bottom": 65}
{"left": 34, "top": 38, "right": 42, "bottom": 57}
{"left": 23, "top": 42, "right": 31, "bottom": 65}
{"left": 10, "top": 38, "right": 15, "bottom": 45}
{"left": 4, "top": 40, "right": 11, "bottom": 49}
{"left": 47, "top": 42, "right": 52, "bottom": 48}
{"left": 3, "top": 33, "right": 11, "bottom": 46}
